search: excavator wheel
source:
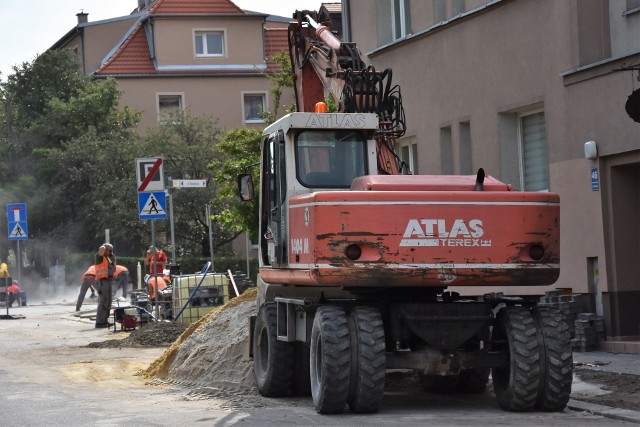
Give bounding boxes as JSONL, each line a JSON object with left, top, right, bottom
{"left": 290, "top": 342, "right": 312, "bottom": 396}
{"left": 533, "top": 307, "right": 573, "bottom": 411}
{"left": 347, "top": 306, "right": 386, "bottom": 413}
{"left": 253, "top": 303, "right": 294, "bottom": 397}
{"left": 491, "top": 306, "right": 542, "bottom": 411}
{"left": 310, "top": 306, "right": 352, "bottom": 414}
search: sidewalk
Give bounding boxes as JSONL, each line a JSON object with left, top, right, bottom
{"left": 569, "top": 351, "right": 640, "bottom": 424}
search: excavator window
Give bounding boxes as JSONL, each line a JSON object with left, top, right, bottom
{"left": 295, "top": 130, "right": 368, "bottom": 188}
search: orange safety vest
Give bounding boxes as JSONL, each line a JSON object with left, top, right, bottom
{"left": 95, "top": 256, "right": 112, "bottom": 280}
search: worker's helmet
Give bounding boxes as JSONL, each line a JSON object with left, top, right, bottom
{"left": 104, "top": 243, "right": 113, "bottom": 251}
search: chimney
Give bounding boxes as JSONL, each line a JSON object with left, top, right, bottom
{"left": 76, "top": 11, "right": 88, "bottom": 24}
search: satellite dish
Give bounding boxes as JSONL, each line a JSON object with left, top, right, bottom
{"left": 625, "top": 88, "right": 640, "bottom": 123}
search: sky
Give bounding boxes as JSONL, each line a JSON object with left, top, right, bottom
{"left": 0, "top": 0, "right": 324, "bottom": 81}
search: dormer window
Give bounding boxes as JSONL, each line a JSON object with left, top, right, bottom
{"left": 194, "top": 30, "right": 225, "bottom": 57}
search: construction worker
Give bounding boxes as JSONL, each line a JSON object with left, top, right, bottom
{"left": 94, "top": 243, "right": 116, "bottom": 328}
{"left": 75, "top": 266, "right": 97, "bottom": 311}
{"left": 145, "top": 245, "right": 167, "bottom": 276}
{"left": 6, "top": 280, "right": 21, "bottom": 307}
{"left": 147, "top": 275, "right": 169, "bottom": 300}
{"left": 112, "top": 264, "right": 129, "bottom": 300}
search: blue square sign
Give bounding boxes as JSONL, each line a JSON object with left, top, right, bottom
{"left": 138, "top": 191, "right": 167, "bottom": 220}
{"left": 7, "top": 203, "right": 28, "bottom": 240}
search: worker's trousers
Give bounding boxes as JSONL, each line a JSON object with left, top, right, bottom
{"left": 76, "top": 276, "right": 95, "bottom": 311}
{"left": 95, "top": 278, "right": 113, "bottom": 326}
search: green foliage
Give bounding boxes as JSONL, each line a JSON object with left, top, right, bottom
{"left": 210, "top": 128, "right": 261, "bottom": 241}
{"left": 139, "top": 112, "right": 238, "bottom": 257}
{"left": 262, "top": 51, "right": 295, "bottom": 123}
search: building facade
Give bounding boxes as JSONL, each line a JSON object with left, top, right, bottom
{"left": 52, "top": 0, "right": 292, "bottom": 131}
{"left": 344, "top": 0, "right": 640, "bottom": 343}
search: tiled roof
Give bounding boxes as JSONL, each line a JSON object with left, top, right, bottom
{"left": 148, "top": 0, "right": 244, "bottom": 14}
{"left": 264, "top": 28, "right": 289, "bottom": 72}
{"left": 321, "top": 3, "right": 342, "bottom": 13}
{"left": 95, "top": 24, "right": 156, "bottom": 75}
{"left": 95, "top": 17, "right": 288, "bottom": 76}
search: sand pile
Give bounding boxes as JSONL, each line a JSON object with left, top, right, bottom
{"left": 142, "top": 288, "right": 261, "bottom": 402}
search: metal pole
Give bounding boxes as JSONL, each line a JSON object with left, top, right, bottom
{"left": 16, "top": 240, "right": 21, "bottom": 290}
{"left": 207, "top": 204, "right": 215, "bottom": 272}
{"left": 151, "top": 220, "right": 159, "bottom": 320}
{"left": 168, "top": 187, "right": 176, "bottom": 265}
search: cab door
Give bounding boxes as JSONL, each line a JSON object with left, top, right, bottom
{"left": 260, "top": 131, "right": 287, "bottom": 267}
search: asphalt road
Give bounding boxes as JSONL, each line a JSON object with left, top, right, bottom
{"left": 0, "top": 303, "right": 635, "bottom": 426}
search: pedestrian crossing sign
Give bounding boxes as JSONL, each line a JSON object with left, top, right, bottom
{"left": 7, "top": 203, "right": 28, "bottom": 240}
{"left": 138, "top": 191, "right": 167, "bottom": 220}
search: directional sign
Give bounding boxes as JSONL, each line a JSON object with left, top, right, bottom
{"left": 7, "top": 203, "right": 28, "bottom": 240}
{"left": 173, "top": 179, "right": 207, "bottom": 188}
{"left": 136, "top": 157, "right": 165, "bottom": 192}
{"left": 138, "top": 191, "right": 167, "bottom": 220}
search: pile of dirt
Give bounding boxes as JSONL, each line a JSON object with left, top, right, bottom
{"left": 140, "top": 288, "right": 268, "bottom": 408}
{"left": 87, "top": 320, "right": 188, "bottom": 348}
{"left": 573, "top": 368, "right": 640, "bottom": 411}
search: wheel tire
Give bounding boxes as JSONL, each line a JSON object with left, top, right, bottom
{"left": 491, "top": 306, "right": 541, "bottom": 411}
{"left": 291, "top": 342, "right": 312, "bottom": 396}
{"left": 310, "top": 306, "right": 351, "bottom": 414}
{"left": 533, "top": 307, "right": 573, "bottom": 411}
{"left": 457, "top": 368, "right": 490, "bottom": 394}
{"left": 347, "top": 306, "right": 386, "bottom": 413}
{"left": 253, "top": 303, "right": 294, "bottom": 397}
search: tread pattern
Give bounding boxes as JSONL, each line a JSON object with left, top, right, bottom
{"left": 348, "top": 306, "right": 386, "bottom": 413}
{"left": 534, "top": 307, "right": 573, "bottom": 411}
{"left": 253, "top": 303, "right": 294, "bottom": 396}
{"left": 492, "top": 306, "right": 541, "bottom": 411}
{"left": 310, "top": 306, "right": 351, "bottom": 414}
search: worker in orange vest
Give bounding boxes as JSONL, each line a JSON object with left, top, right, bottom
{"left": 94, "top": 243, "right": 116, "bottom": 328}
{"left": 112, "top": 264, "right": 129, "bottom": 300}
{"left": 7, "top": 280, "right": 21, "bottom": 307}
{"left": 147, "top": 275, "right": 170, "bottom": 300}
{"left": 76, "top": 265, "right": 97, "bottom": 311}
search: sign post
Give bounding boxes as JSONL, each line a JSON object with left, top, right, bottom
{"left": 7, "top": 203, "right": 27, "bottom": 297}
{"left": 136, "top": 158, "right": 165, "bottom": 320}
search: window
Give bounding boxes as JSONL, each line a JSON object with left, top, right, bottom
{"left": 295, "top": 130, "right": 368, "bottom": 188}
{"left": 377, "top": 0, "right": 411, "bottom": 45}
{"left": 627, "top": 0, "right": 640, "bottom": 11}
{"left": 195, "top": 30, "right": 224, "bottom": 57}
{"left": 440, "top": 126, "right": 453, "bottom": 175}
{"left": 243, "top": 93, "right": 266, "bottom": 123}
{"left": 157, "top": 93, "right": 184, "bottom": 122}
{"left": 399, "top": 141, "right": 419, "bottom": 174}
{"left": 393, "top": 0, "right": 411, "bottom": 40}
{"left": 459, "top": 121, "right": 472, "bottom": 174}
{"left": 452, "top": 0, "right": 465, "bottom": 16}
{"left": 518, "top": 111, "right": 549, "bottom": 191}
{"left": 433, "top": 0, "right": 447, "bottom": 23}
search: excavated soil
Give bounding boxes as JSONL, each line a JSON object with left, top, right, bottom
{"left": 86, "top": 321, "right": 188, "bottom": 348}
{"left": 573, "top": 369, "right": 640, "bottom": 411}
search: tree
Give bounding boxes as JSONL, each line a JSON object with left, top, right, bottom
{"left": 0, "top": 50, "right": 141, "bottom": 268}
{"left": 139, "top": 112, "right": 237, "bottom": 257}
{"left": 210, "top": 128, "right": 261, "bottom": 241}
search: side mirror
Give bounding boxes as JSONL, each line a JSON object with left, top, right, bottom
{"left": 237, "top": 174, "right": 254, "bottom": 201}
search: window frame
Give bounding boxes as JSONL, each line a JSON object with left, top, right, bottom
{"left": 242, "top": 91, "right": 268, "bottom": 124}
{"left": 156, "top": 92, "right": 185, "bottom": 123}
{"left": 399, "top": 140, "right": 419, "bottom": 174}
{"left": 193, "top": 29, "right": 226, "bottom": 58}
